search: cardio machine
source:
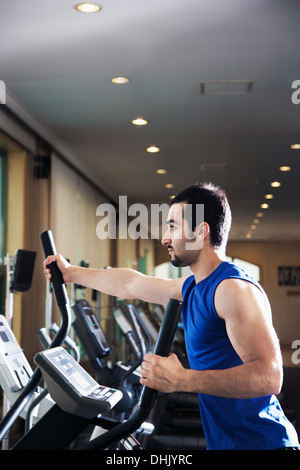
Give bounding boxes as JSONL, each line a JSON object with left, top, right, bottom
{"left": 0, "top": 230, "right": 182, "bottom": 450}
{"left": 0, "top": 248, "right": 56, "bottom": 448}
{"left": 0, "top": 315, "right": 55, "bottom": 432}
{"left": 72, "top": 298, "right": 152, "bottom": 418}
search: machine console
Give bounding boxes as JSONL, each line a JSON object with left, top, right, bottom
{"left": 34, "top": 347, "right": 123, "bottom": 418}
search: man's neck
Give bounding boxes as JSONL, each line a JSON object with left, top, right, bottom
{"left": 190, "top": 247, "right": 226, "bottom": 284}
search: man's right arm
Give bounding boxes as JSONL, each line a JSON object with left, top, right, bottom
{"left": 44, "top": 254, "right": 185, "bottom": 306}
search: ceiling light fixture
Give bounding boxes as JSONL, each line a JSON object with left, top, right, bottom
{"left": 265, "top": 194, "right": 274, "bottom": 199}
{"left": 270, "top": 181, "right": 281, "bottom": 188}
{"left": 131, "top": 117, "right": 148, "bottom": 126}
{"left": 146, "top": 146, "right": 160, "bottom": 153}
{"left": 156, "top": 169, "right": 167, "bottom": 174}
{"left": 110, "top": 76, "right": 131, "bottom": 84}
{"left": 75, "top": 3, "right": 101, "bottom": 13}
{"left": 261, "top": 203, "right": 269, "bottom": 209}
{"left": 256, "top": 212, "right": 264, "bottom": 217}
{"left": 165, "top": 183, "right": 174, "bottom": 189}
{"left": 290, "top": 144, "right": 300, "bottom": 150}
{"left": 279, "top": 166, "right": 291, "bottom": 171}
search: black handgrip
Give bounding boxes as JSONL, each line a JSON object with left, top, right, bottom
{"left": 153, "top": 298, "right": 183, "bottom": 357}
{"left": 40, "top": 230, "right": 68, "bottom": 307}
{"left": 138, "top": 298, "right": 183, "bottom": 410}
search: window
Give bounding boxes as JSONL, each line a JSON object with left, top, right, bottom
{"left": 154, "top": 262, "right": 191, "bottom": 279}
{"left": 0, "top": 150, "right": 7, "bottom": 315}
{"left": 226, "top": 256, "right": 260, "bottom": 282}
{"left": 0, "top": 151, "right": 7, "bottom": 264}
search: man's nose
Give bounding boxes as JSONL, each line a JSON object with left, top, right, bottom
{"left": 161, "top": 229, "right": 171, "bottom": 246}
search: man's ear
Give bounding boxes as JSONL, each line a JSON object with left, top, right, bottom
{"left": 197, "top": 222, "right": 210, "bottom": 239}
{"left": 185, "top": 222, "right": 210, "bottom": 250}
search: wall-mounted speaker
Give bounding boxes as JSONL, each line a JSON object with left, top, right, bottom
{"left": 10, "top": 249, "right": 36, "bottom": 292}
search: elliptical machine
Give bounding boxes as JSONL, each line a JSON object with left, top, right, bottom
{"left": 0, "top": 230, "right": 183, "bottom": 450}
{"left": 0, "top": 230, "right": 74, "bottom": 444}
{"left": 72, "top": 299, "right": 152, "bottom": 419}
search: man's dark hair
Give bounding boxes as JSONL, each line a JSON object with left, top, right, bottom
{"left": 169, "top": 182, "right": 232, "bottom": 249}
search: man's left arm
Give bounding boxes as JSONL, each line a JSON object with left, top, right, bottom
{"left": 140, "top": 279, "right": 283, "bottom": 399}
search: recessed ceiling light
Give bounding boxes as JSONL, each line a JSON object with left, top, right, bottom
{"left": 256, "top": 212, "right": 264, "bottom": 217}
{"left": 165, "top": 183, "right": 174, "bottom": 189}
{"left": 261, "top": 203, "right": 269, "bottom": 209}
{"left": 110, "top": 76, "right": 131, "bottom": 84}
{"left": 131, "top": 117, "right": 148, "bottom": 126}
{"left": 290, "top": 144, "right": 300, "bottom": 150}
{"left": 156, "top": 169, "right": 167, "bottom": 174}
{"left": 270, "top": 181, "right": 281, "bottom": 188}
{"left": 170, "top": 195, "right": 176, "bottom": 200}
{"left": 279, "top": 165, "right": 291, "bottom": 171}
{"left": 253, "top": 219, "right": 259, "bottom": 224}
{"left": 265, "top": 194, "right": 274, "bottom": 199}
{"left": 250, "top": 225, "right": 257, "bottom": 230}
{"left": 75, "top": 3, "right": 101, "bottom": 13}
{"left": 246, "top": 233, "right": 252, "bottom": 239}
{"left": 146, "top": 146, "right": 160, "bottom": 153}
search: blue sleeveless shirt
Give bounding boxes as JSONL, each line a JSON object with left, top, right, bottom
{"left": 182, "top": 261, "right": 299, "bottom": 450}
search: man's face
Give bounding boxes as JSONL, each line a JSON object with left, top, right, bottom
{"left": 161, "top": 202, "right": 202, "bottom": 268}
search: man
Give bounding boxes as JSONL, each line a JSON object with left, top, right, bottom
{"left": 44, "top": 182, "right": 299, "bottom": 450}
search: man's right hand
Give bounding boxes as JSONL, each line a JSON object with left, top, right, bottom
{"left": 43, "top": 254, "right": 72, "bottom": 284}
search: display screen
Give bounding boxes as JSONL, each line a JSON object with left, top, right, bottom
{"left": 46, "top": 349, "right": 96, "bottom": 394}
{"left": 0, "top": 331, "right": 9, "bottom": 343}
{"left": 85, "top": 308, "right": 99, "bottom": 330}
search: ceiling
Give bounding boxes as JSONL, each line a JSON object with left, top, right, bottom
{"left": 1, "top": 0, "right": 300, "bottom": 241}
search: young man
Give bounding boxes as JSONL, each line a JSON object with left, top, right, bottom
{"left": 44, "top": 182, "right": 299, "bottom": 450}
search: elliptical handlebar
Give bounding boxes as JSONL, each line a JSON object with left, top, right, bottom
{"left": 40, "top": 230, "right": 71, "bottom": 348}
{"left": 79, "top": 297, "right": 183, "bottom": 450}
{"left": 119, "top": 304, "right": 147, "bottom": 386}
{"left": 0, "top": 230, "right": 71, "bottom": 444}
{"left": 40, "top": 230, "right": 68, "bottom": 308}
